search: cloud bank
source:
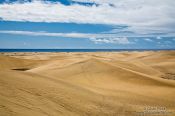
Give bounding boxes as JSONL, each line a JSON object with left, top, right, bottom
{"left": 0, "top": 30, "right": 131, "bottom": 44}
{"left": 1, "top": 30, "right": 175, "bottom": 46}
{"left": 0, "top": 0, "right": 175, "bottom": 36}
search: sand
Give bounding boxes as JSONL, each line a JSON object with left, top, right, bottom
{"left": 0, "top": 51, "right": 175, "bottom": 116}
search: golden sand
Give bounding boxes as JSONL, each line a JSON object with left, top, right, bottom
{"left": 0, "top": 51, "right": 175, "bottom": 116}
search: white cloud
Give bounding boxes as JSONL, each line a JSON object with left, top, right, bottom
{"left": 89, "top": 37, "right": 130, "bottom": 44}
{"left": 144, "top": 38, "right": 153, "bottom": 42}
{"left": 0, "top": 0, "right": 175, "bottom": 35}
{"left": 156, "top": 36, "right": 162, "bottom": 39}
{"left": 0, "top": 30, "right": 131, "bottom": 44}
{"left": 0, "top": 30, "right": 113, "bottom": 38}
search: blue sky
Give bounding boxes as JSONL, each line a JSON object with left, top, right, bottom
{"left": 0, "top": 0, "right": 175, "bottom": 49}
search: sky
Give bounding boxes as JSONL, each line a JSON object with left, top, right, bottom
{"left": 0, "top": 0, "right": 175, "bottom": 49}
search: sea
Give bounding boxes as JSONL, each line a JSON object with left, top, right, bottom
{"left": 0, "top": 49, "right": 174, "bottom": 52}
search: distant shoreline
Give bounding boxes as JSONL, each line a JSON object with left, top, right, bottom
{"left": 0, "top": 49, "right": 175, "bottom": 52}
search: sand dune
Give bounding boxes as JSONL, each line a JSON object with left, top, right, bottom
{"left": 0, "top": 51, "right": 175, "bottom": 116}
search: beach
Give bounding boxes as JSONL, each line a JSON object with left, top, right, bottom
{"left": 0, "top": 51, "right": 175, "bottom": 116}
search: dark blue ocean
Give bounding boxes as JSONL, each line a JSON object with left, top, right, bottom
{"left": 0, "top": 49, "right": 174, "bottom": 52}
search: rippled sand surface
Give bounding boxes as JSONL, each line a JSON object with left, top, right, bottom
{"left": 0, "top": 51, "right": 175, "bottom": 116}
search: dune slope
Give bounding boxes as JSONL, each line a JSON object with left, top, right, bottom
{"left": 0, "top": 51, "right": 175, "bottom": 116}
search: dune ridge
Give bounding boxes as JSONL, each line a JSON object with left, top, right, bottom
{"left": 0, "top": 51, "right": 175, "bottom": 116}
